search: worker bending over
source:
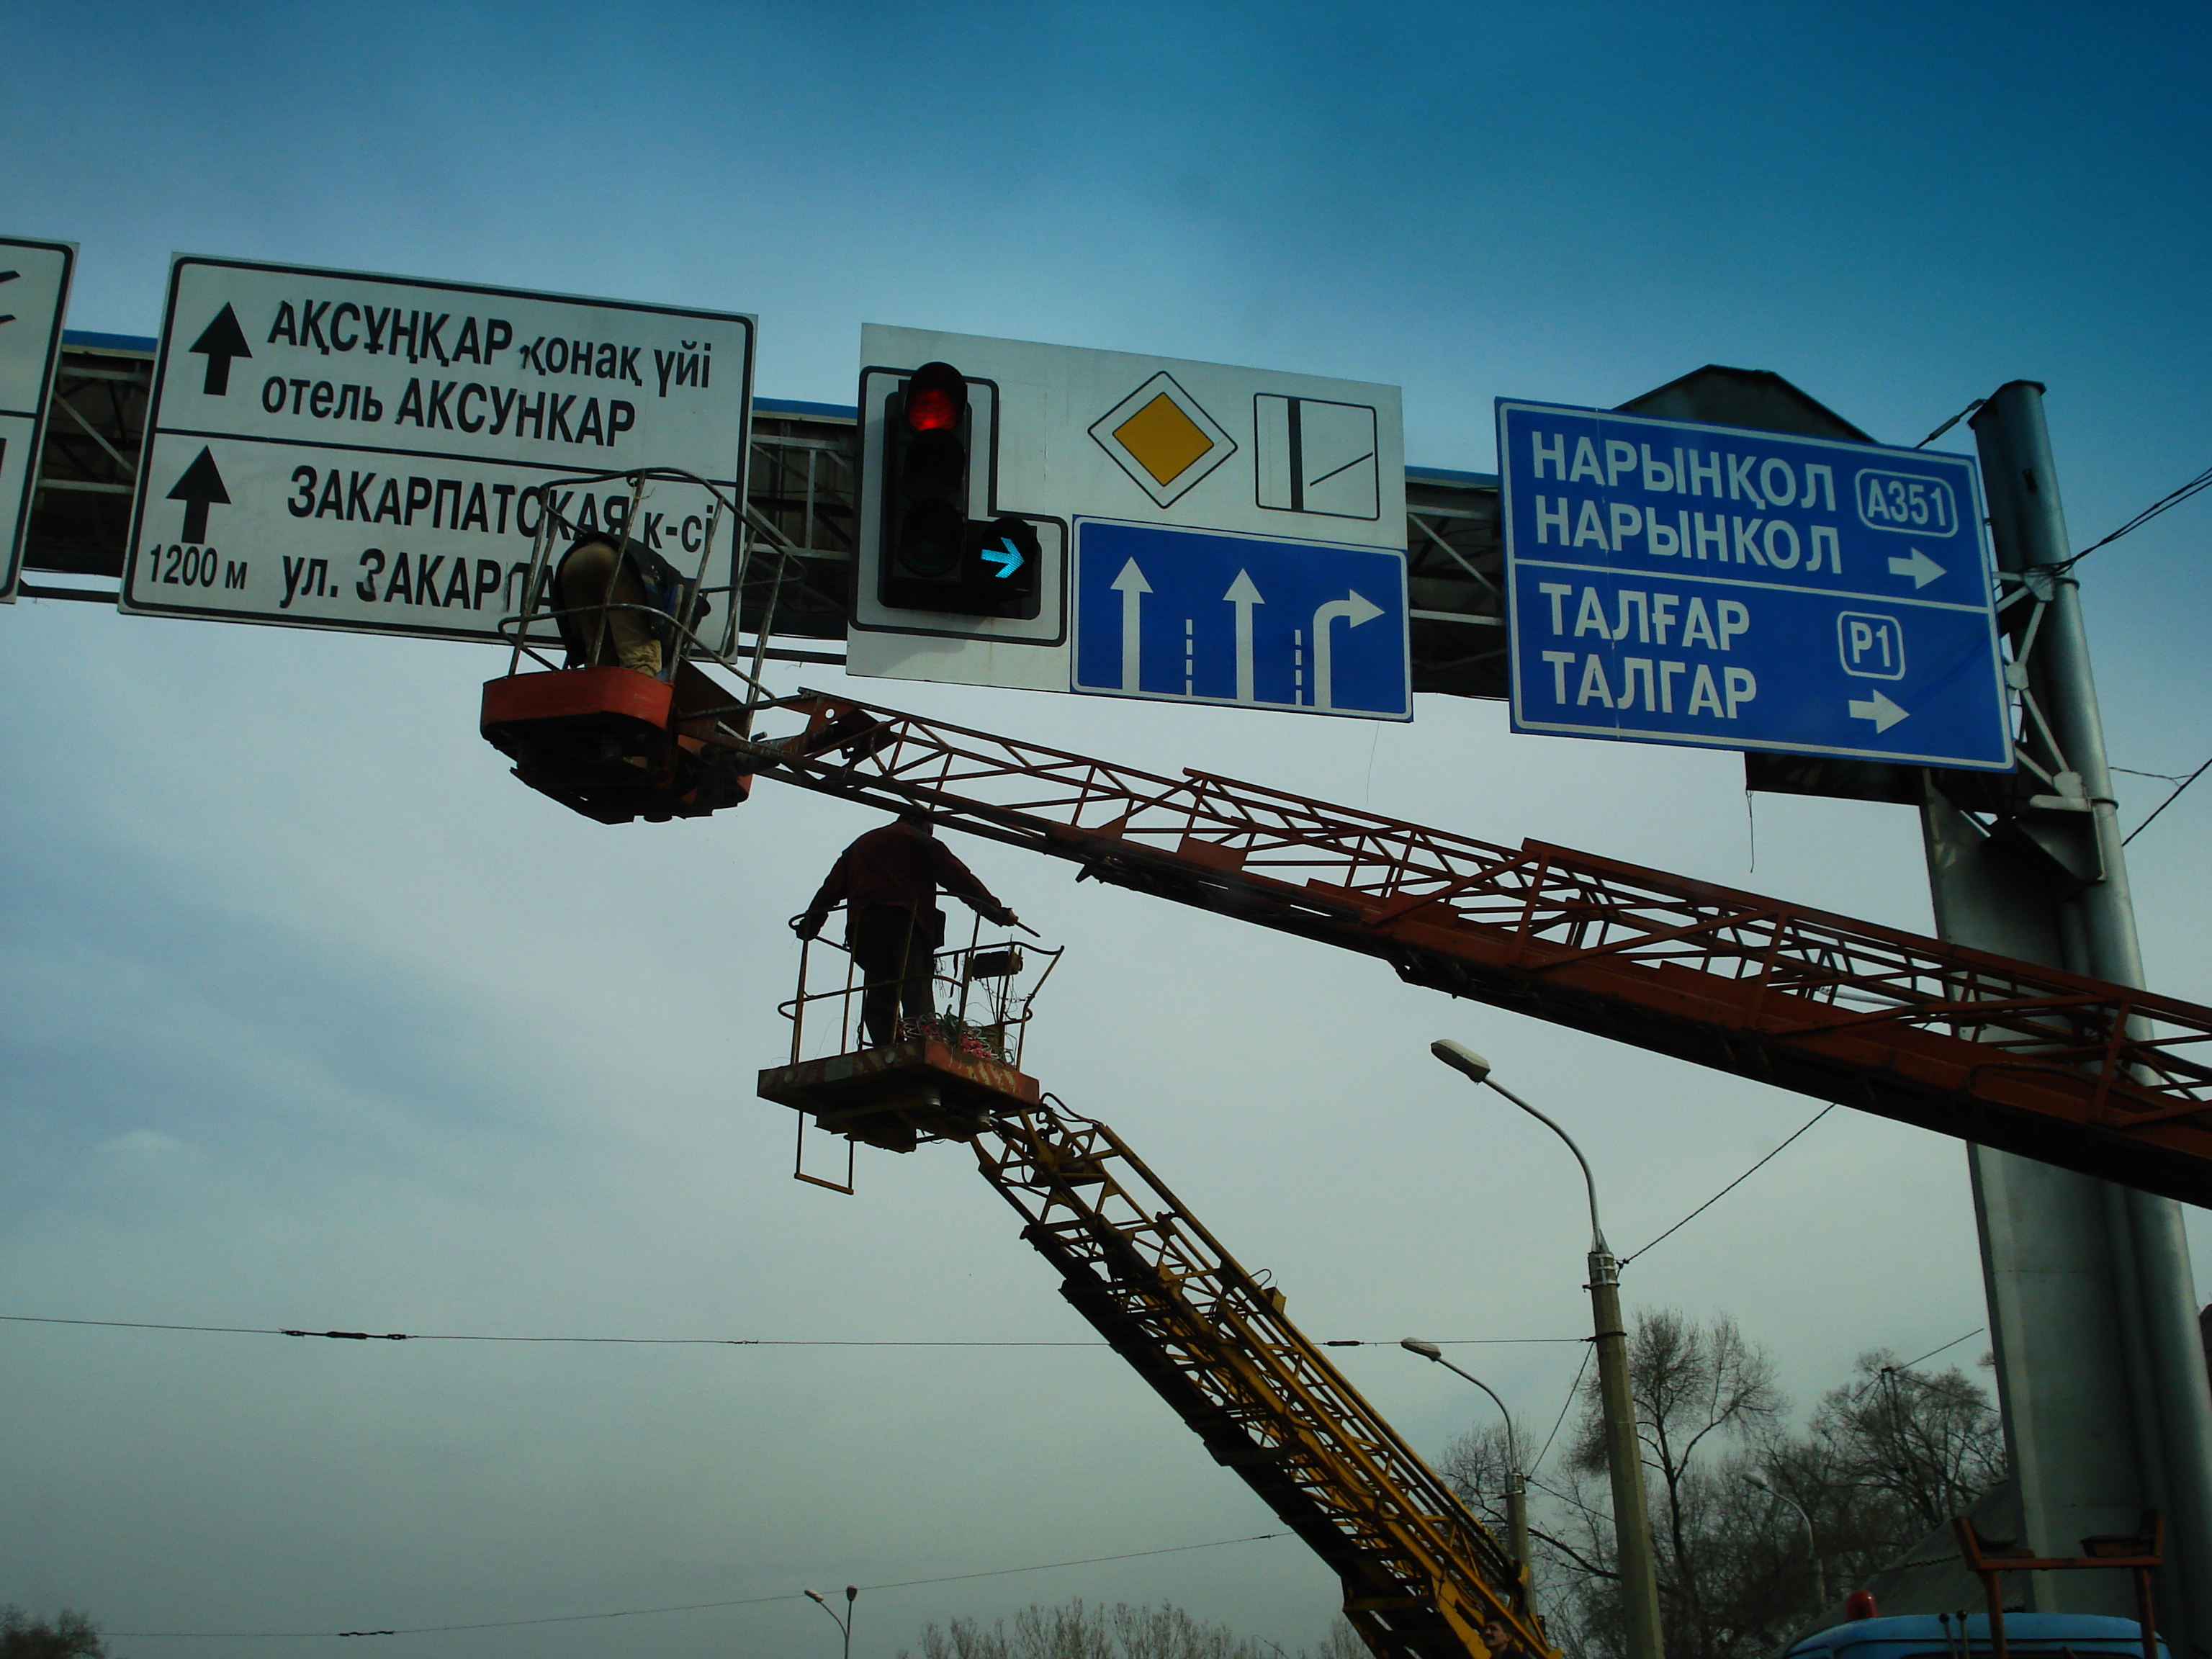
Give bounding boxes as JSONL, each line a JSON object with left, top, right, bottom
{"left": 552, "top": 529, "right": 701, "bottom": 676}
{"left": 795, "top": 811, "right": 1020, "bottom": 1047}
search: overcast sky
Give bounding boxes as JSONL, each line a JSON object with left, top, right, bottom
{"left": 4, "top": 3, "right": 2210, "bottom": 1655}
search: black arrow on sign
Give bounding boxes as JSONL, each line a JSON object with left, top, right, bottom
{"left": 0, "top": 269, "right": 17, "bottom": 328}
{"left": 167, "top": 447, "right": 230, "bottom": 543}
{"left": 189, "top": 303, "right": 253, "bottom": 396}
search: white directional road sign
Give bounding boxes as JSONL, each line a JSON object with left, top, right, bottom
{"left": 0, "top": 237, "right": 76, "bottom": 603}
{"left": 1498, "top": 400, "right": 2010, "bottom": 770}
{"left": 852, "top": 326, "right": 1408, "bottom": 718}
{"left": 123, "top": 256, "right": 755, "bottom": 646}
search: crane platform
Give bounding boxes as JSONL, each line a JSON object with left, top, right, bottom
{"left": 757, "top": 1037, "right": 1041, "bottom": 1151}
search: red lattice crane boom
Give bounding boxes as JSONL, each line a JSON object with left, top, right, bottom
{"left": 717, "top": 689, "right": 2212, "bottom": 1208}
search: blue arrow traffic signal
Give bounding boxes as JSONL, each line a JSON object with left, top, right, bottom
{"left": 981, "top": 537, "right": 1024, "bottom": 578}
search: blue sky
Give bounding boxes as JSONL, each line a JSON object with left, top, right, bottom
{"left": 3, "top": 4, "right": 2209, "bottom": 1655}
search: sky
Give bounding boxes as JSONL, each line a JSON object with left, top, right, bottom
{"left": 3, "top": 2, "right": 2210, "bottom": 1655}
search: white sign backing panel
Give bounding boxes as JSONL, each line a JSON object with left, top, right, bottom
{"left": 0, "top": 238, "right": 76, "bottom": 602}
{"left": 849, "top": 325, "right": 1405, "bottom": 699}
{"left": 123, "top": 256, "right": 755, "bottom": 645}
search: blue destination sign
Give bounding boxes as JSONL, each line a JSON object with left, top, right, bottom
{"left": 1496, "top": 400, "right": 2011, "bottom": 770}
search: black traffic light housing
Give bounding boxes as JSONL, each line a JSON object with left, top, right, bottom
{"left": 878, "top": 363, "right": 1041, "bottom": 620}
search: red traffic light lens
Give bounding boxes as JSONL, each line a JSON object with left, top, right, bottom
{"left": 903, "top": 363, "right": 966, "bottom": 433}
{"left": 907, "top": 386, "right": 959, "bottom": 431}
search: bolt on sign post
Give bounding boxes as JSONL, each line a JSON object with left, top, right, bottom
{"left": 122, "top": 256, "right": 755, "bottom": 646}
{"left": 0, "top": 236, "right": 76, "bottom": 603}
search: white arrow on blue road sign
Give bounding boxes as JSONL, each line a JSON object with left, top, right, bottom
{"left": 1110, "top": 559, "right": 1151, "bottom": 691}
{"left": 982, "top": 536, "right": 1025, "bottom": 578}
{"left": 1223, "top": 570, "right": 1264, "bottom": 703}
{"left": 1848, "top": 688, "right": 1910, "bottom": 732}
{"left": 1311, "top": 590, "right": 1384, "bottom": 711}
{"left": 1887, "top": 548, "right": 1945, "bottom": 589}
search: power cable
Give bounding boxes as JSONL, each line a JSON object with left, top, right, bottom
{"left": 2123, "top": 753, "right": 2212, "bottom": 847}
{"left": 1531, "top": 1346, "right": 1595, "bottom": 1475}
{"left": 2061, "top": 460, "right": 2212, "bottom": 570}
{"left": 1914, "top": 399, "right": 1984, "bottom": 450}
{"left": 1849, "top": 1326, "right": 1986, "bottom": 1401}
{"left": 1, "top": 1313, "right": 1583, "bottom": 1350}
{"left": 1618, "top": 1104, "right": 1835, "bottom": 1267}
{"left": 107, "top": 1532, "right": 1289, "bottom": 1640}
{"left": 0, "top": 1315, "right": 1095, "bottom": 1346}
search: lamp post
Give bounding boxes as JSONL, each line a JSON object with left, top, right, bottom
{"left": 1430, "top": 1040, "right": 1664, "bottom": 1659}
{"left": 805, "top": 1585, "right": 858, "bottom": 1659}
{"left": 1401, "top": 1337, "right": 1532, "bottom": 1580}
{"left": 1745, "top": 1473, "right": 1825, "bottom": 1609}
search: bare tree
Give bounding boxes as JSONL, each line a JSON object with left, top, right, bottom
{"left": 899, "top": 1601, "right": 1354, "bottom": 1659}
{"left": 1437, "top": 1320, "right": 2009, "bottom": 1659}
{"left": 0, "top": 1608, "right": 104, "bottom": 1659}
{"left": 1809, "top": 1350, "right": 2005, "bottom": 1537}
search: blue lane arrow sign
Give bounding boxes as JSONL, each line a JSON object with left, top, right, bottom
{"left": 981, "top": 536, "right": 1025, "bottom": 578}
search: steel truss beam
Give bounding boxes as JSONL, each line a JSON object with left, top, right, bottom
{"left": 731, "top": 693, "right": 2212, "bottom": 1207}
{"left": 975, "top": 1100, "right": 1536, "bottom": 1659}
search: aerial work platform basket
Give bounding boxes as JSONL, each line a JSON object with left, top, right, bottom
{"left": 757, "top": 907, "right": 1061, "bottom": 1190}
{"left": 476, "top": 464, "right": 883, "bottom": 824}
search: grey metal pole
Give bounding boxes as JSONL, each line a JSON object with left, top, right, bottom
{"left": 1586, "top": 1248, "right": 1665, "bottom": 1659}
{"left": 1430, "top": 1043, "right": 1665, "bottom": 1659}
{"left": 1402, "top": 1339, "right": 1532, "bottom": 1576}
{"left": 1963, "top": 383, "right": 2212, "bottom": 1642}
{"left": 1748, "top": 1475, "right": 1823, "bottom": 1609}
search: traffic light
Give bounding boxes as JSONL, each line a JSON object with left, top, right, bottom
{"left": 877, "top": 363, "right": 1040, "bottom": 620}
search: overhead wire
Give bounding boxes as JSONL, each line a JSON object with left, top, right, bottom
{"left": 2123, "top": 754, "right": 2212, "bottom": 847}
{"left": 1, "top": 1313, "right": 1584, "bottom": 1349}
{"left": 1618, "top": 1104, "right": 1835, "bottom": 1267}
{"left": 106, "top": 1532, "right": 1290, "bottom": 1640}
{"left": 2059, "top": 459, "right": 2212, "bottom": 571}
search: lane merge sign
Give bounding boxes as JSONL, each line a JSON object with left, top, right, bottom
{"left": 0, "top": 236, "right": 76, "bottom": 603}
{"left": 124, "top": 256, "right": 755, "bottom": 645}
{"left": 1497, "top": 399, "right": 2010, "bottom": 770}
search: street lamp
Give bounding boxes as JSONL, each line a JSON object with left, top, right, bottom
{"left": 805, "top": 1585, "right": 858, "bottom": 1659}
{"left": 1745, "top": 1473, "right": 1825, "bottom": 1609}
{"left": 1429, "top": 1039, "right": 1665, "bottom": 1659}
{"left": 1401, "top": 1337, "right": 1532, "bottom": 1578}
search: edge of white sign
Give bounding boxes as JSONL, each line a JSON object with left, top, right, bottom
{"left": 0, "top": 236, "right": 78, "bottom": 603}
{"left": 118, "top": 253, "right": 757, "bottom": 642}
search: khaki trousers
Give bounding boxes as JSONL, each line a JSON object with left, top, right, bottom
{"left": 557, "top": 541, "right": 662, "bottom": 675}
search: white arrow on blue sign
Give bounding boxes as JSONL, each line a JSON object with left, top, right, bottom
{"left": 1496, "top": 399, "right": 2012, "bottom": 771}
{"left": 1071, "top": 518, "right": 1411, "bottom": 720}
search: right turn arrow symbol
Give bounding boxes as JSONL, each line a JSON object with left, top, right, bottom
{"left": 1847, "top": 688, "right": 1909, "bottom": 733}
{"left": 1887, "top": 548, "right": 1944, "bottom": 589}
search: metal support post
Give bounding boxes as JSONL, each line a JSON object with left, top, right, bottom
{"left": 1505, "top": 1475, "right": 1532, "bottom": 1593}
{"left": 1589, "top": 1249, "right": 1665, "bottom": 1659}
{"left": 1923, "top": 382, "right": 2212, "bottom": 1640}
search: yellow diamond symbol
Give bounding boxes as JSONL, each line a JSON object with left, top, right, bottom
{"left": 1113, "top": 393, "right": 1215, "bottom": 487}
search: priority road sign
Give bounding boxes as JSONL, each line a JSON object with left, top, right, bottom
{"left": 849, "top": 325, "right": 1407, "bottom": 707}
{"left": 0, "top": 237, "right": 76, "bottom": 602}
{"left": 1497, "top": 399, "right": 2010, "bottom": 770}
{"left": 1071, "top": 519, "right": 1410, "bottom": 719}
{"left": 123, "top": 256, "right": 755, "bottom": 645}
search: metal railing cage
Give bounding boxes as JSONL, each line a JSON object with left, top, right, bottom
{"left": 492, "top": 464, "right": 814, "bottom": 716}
{"left": 778, "top": 901, "right": 1063, "bottom": 1073}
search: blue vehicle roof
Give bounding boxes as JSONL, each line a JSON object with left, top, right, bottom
{"left": 1787, "top": 1614, "right": 2162, "bottom": 1659}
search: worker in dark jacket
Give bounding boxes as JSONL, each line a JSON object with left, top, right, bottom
{"left": 794, "top": 811, "right": 1020, "bottom": 1046}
